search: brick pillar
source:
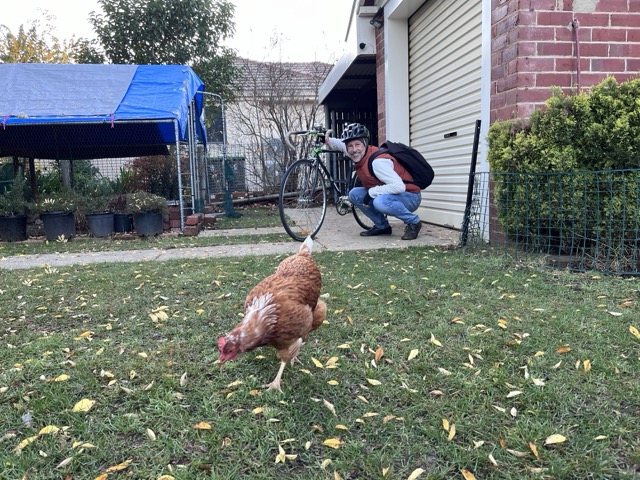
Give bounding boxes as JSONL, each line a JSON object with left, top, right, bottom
{"left": 491, "top": 0, "right": 640, "bottom": 123}
{"left": 375, "top": 25, "right": 386, "bottom": 143}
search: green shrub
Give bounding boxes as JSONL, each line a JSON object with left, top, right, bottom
{"left": 487, "top": 76, "right": 640, "bottom": 267}
{"left": 0, "top": 174, "right": 29, "bottom": 217}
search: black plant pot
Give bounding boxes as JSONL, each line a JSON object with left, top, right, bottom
{"left": 114, "top": 213, "right": 133, "bottom": 233}
{"left": 0, "top": 215, "right": 28, "bottom": 242}
{"left": 41, "top": 211, "right": 75, "bottom": 241}
{"left": 133, "top": 211, "right": 163, "bottom": 237}
{"left": 86, "top": 212, "right": 114, "bottom": 238}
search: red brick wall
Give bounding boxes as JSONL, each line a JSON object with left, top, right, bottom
{"left": 375, "top": 26, "right": 386, "bottom": 143}
{"left": 491, "top": 0, "right": 640, "bottom": 122}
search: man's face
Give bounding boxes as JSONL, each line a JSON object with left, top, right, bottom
{"left": 345, "top": 139, "right": 366, "bottom": 163}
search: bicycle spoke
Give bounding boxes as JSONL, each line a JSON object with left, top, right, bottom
{"left": 279, "top": 159, "right": 327, "bottom": 241}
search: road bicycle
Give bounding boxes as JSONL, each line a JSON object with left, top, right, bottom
{"left": 279, "top": 126, "right": 373, "bottom": 241}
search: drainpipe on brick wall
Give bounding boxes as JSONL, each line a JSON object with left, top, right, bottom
{"left": 572, "top": 18, "right": 582, "bottom": 91}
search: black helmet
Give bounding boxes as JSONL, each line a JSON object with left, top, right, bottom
{"left": 340, "top": 123, "right": 370, "bottom": 145}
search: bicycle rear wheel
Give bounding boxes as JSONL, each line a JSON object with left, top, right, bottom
{"left": 350, "top": 174, "right": 374, "bottom": 231}
{"left": 279, "top": 159, "right": 328, "bottom": 241}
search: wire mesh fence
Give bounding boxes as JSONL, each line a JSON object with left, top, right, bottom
{"left": 463, "top": 169, "right": 640, "bottom": 276}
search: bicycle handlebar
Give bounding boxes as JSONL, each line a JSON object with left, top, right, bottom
{"left": 285, "top": 127, "right": 334, "bottom": 152}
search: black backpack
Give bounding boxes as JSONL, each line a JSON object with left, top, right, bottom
{"left": 368, "top": 141, "right": 435, "bottom": 190}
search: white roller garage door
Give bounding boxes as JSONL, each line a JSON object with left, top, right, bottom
{"left": 409, "top": 0, "right": 482, "bottom": 229}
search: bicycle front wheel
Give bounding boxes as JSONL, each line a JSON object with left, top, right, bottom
{"left": 279, "top": 159, "right": 328, "bottom": 241}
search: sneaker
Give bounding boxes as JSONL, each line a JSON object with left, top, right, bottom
{"left": 401, "top": 221, "right": 422, "bottom": 240}
{"left": 360, "top": 225, "right": 392, "bottom": 237}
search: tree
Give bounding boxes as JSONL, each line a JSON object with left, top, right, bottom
{"left": 223, "top": 57, "right": 332, "bottom": 194}
{"left": 0, "top": 14, "right": 73, "bottom": 63}
{"left": 89, "top": 0, "right": 238, "bottom": 100}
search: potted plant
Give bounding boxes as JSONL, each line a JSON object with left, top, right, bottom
{"left": 33, "top": 189, "right": 78, "bottom": 241}
{"left": 77, "top": 194, "right": 114, "bottom": 238}
{"left": 109, "top": 194, "right": 133, "bottom": 233}
{"left": 125, "top": 191, "right": 168, "bottom": 237}
{"left": 0, "top": 175, "right": 29, "bottom": 242}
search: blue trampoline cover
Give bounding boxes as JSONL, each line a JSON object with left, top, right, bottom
{"left": 0, "top": 64, "right": 206, "bottom": 160}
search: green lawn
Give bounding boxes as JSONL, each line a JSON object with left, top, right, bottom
{"left": 0, "top": 247, "right": 638, "bottom": 479}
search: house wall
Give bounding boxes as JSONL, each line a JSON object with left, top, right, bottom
{"left": 492, "top": 0, "right": 640, "bottom": 122}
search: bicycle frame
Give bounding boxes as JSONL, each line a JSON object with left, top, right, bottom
{"left": 279, "top": 126, "right": 372, "bottom": 241}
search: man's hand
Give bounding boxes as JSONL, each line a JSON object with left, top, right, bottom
{"left": 363, "top": 193, "right": 373, "bottom": 206}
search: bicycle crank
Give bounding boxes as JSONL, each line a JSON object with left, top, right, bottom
{"left": 336, "top": 196, "right": 353, "bottom": 215}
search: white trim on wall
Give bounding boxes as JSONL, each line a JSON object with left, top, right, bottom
{"left": 383, "top": 16, "right": 410, "bottom": 143}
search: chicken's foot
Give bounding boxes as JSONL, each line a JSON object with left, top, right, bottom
{"left": 264, "top": 360, "right": 287, "bottom": 392}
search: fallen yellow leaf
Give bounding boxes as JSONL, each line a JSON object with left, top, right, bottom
{"left": 323, "top": 438, "right": 343, "bottom": 449}
{"left": 72, "top": 398, "right": 95, "bottom": 412}
{"left": 105, "top": 459, "right": 133, "bottom": 472}
{"left": 56, "top": 457, "right": 73, "bottom": 469}
{"left": 506, "top": 449, "right": 528, "bottom": 457}
{"left": 323, "top": 399, "right": 337, "bottom": 416}
{"left": 407, "top": 468, "right": 425, "bottom": 480}
{"left": 367, "top": 378, "right": 381, "bottom": 386}
{"left": 556, "top": 346, "right": 571, "bottom": 353}
{"left": 544, "top": 434, "right": 567, "bottom": 446}
{"left": 629, "top": 325, "right": 640, "bottom": 340}
{"left": 14, "top": 435, "right": 38, "bottom": 453}
{"left": 312, "top": 357, "right": 324, "bottom": 369}
{"left": 430, "top": 333, "right": 442, "bottom": 347}
{"left": 408, "top": 349, "right": 419, "bottom": 361}
{"left": 52, "top": 374, "right": 70, "bottom": 382}
{"left": 193, "top": 422, "right": 212, "bottom": 430}
{"left": 38, "top": 425, "right": 60, "bottom": 435}
{"left": 447, "top": 423, "right": 456, "bottom": 441}
{"left": 461, "top": 469, "right": 477, "bottom": 480}
{"left": 529, "top": 442, "right": 539, "bottom": 458}
{"left": 442, "top": 418, "right": 450, "bottom": 432}
{"left": 72, "top": 441, "right": 97, "bottom": 449}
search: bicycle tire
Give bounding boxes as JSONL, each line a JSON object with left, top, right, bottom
{"left": 278, "top": 159, "right": 328, "bottom": 241}
{"left": 350, "top": 175, "right": 374, "bottom": 231}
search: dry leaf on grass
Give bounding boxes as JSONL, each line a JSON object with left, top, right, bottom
{"left": 72, "top": 399, "right": 95, "bottom": 412}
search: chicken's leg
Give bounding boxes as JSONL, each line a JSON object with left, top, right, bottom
{"left": 264, "top": 360, "right": 287, "bottom": 392}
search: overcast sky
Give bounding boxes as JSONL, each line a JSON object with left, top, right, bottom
{"left": 1, "top": 0, "right": 354, "bottom": 63}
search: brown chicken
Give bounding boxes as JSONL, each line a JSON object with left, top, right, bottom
{"left": 217, "top": 236, "right": 326, "bottom": 392}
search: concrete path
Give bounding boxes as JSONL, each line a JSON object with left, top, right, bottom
{"left": 0, "top": 209, "right": 459, "bottom": 270}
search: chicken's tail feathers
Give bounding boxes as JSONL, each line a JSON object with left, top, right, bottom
{"left": 299, "top": 235, "right": 314, "bottom": 255}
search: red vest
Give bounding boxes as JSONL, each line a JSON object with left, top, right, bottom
{"left": 354, "top": 146, "right": 420, "bottom": 193}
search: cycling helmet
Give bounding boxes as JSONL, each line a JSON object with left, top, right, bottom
{"left": 340, "top": 123, "right": 370, "bottom": 147}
